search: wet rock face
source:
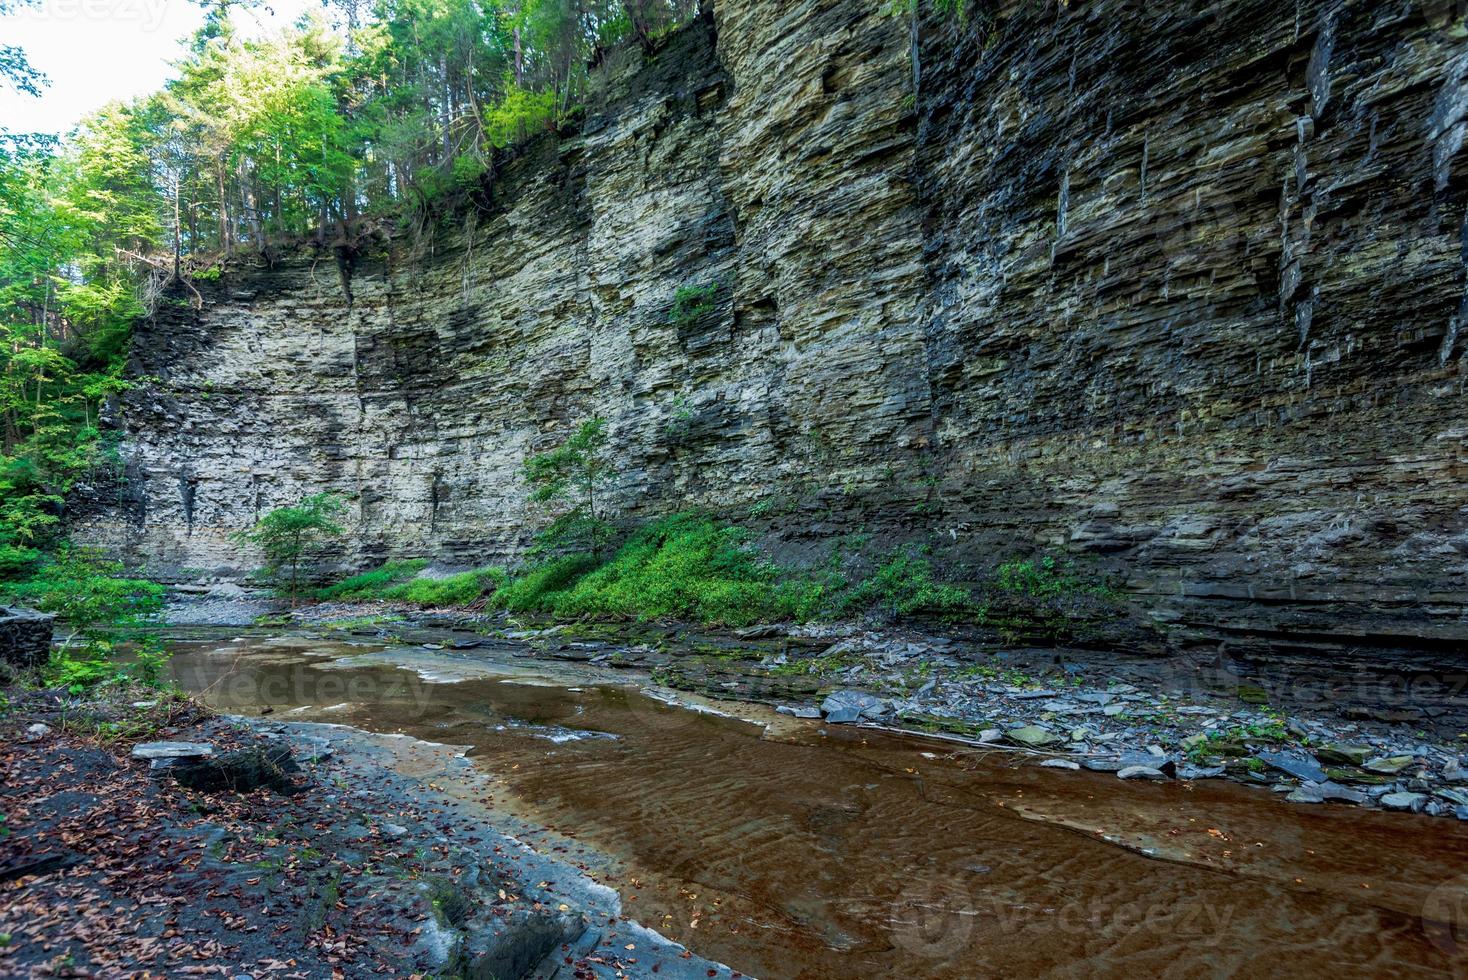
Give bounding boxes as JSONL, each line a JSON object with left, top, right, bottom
{"left": 77, "top": 1, "right": 1468, "bottom": 660}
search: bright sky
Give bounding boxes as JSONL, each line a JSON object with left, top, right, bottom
{"left": 0, "top": 0, "right": 320, "bottom": 136}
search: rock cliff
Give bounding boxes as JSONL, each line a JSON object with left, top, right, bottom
{"left": 79, "top": 0, "right": 1468, "bottom": 665}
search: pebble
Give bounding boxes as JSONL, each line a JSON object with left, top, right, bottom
{"left": 776, "top": 705, "right": 822, "bottom": 719}
{"left": 1040, "top": 759, "right": 1080, "bottom": 770}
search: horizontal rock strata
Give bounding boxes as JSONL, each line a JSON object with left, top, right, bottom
{"left": 76, "top": 0, "right": 1468, "bottom": 666}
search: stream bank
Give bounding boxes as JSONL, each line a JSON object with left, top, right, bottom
{"left": 237, "top": 587, "right": 1468, "bottom": 824}
{"left": 0, "top": 690, "right": 732, "bottom": 979}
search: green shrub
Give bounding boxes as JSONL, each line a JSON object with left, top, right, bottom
{"left": 318, "top": 559, "right": 429, "bottom": 600}
{"left": 550, "top": 515, "right": 800, "bottom": 625}
{"left": 230, "top": 492, "right": 347, "bottom": 604}
{"left": 524, "top": 418, "right": 614, "bottom": 558}
{"left": 486, "top": 515, "right": 988, "bottom": 628}
{"left": 484, "top": 86, "right": 559, "bottom": 149}
{"left": 668, "top": 282, "right": 719, "bottom": 326}
{"left": 490, "top": 554, "right": 601, "bottom": 613}
{"left": 994, "top": 555, "right": 1111, "bottom": 599}
{"left": 2, "top": 545, "right": 168, "bottom": 691}
{"left": 491, "top": 515, "right": 810, "bottom": 626}
{"left": 383, "top": 567, "right": 506, "bottom": 607}
{"left": 835, "top": 550, "right": 972, "bottom": 620}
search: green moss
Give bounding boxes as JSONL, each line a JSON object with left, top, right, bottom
{"left": 317, "top": 559, "right": 429, "bottom": 600}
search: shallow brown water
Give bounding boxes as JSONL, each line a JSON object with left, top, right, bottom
{"left": 168, "top": 634, "right": 1468, "bottom": 979}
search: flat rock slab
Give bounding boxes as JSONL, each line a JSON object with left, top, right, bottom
{"left": 1381, "top": 792, "right": 1429, "bottom": 812}
{"left": 821, "top": 689, "right": 888, "bottom": 720}
{"left": 1117, "top": 766, "right": 1169, "bottom": 781}
{"left": 1257, "top": 751, "right": 1329, "bottom": 784}
{"left": 1178, "top": 763, "right": 1226, "bottom": 780}
{"left": 1005, "top": 725, "right": 1060, "bottom": 747}
{"left": 1364, "top": 755, "right": 1415, "bottom": 774}
{"left": 1287, "top": 782, "right": 1367, "bottom": 805}
{"left": 131, "top": 741, "right": 214, "bottom": 760}
{"left": 1315, "top": 743, "right": 1373, "bottom": 766}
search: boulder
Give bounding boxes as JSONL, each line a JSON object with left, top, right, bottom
{"left": 0, "top": 606, "right": 54, "bottom": 670}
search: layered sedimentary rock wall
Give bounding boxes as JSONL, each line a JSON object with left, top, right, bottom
{"left": 79, "top": 0, "right": 1468, "bottom": 662}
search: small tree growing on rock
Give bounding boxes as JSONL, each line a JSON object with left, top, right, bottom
{"left": 524, "top": 418, "right": 614, "bottom": 559}
{"left": 232, "top": 492, "right": 347, "bottom": 605}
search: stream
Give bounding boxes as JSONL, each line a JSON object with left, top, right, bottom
{"left": 165, "top": 630, "right": 1468, "bottom": 979}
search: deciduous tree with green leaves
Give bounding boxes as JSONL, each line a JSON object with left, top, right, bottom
{"left": 524, "top": 417, "right": 615, "bottom": 558}
{"left": 231, "top": 492, "right": 348, "bottom": 604}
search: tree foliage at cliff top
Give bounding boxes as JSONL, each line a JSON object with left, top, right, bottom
{"left": 52, "top": 0, "right": 704, "bottom": 256}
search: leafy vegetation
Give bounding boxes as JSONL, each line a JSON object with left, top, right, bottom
{"left": 382, "top": 566, "right": 506, "bottom": 607}
{"left": 315, "top": 559, "right": 505, "bottom": 606}
{"left": 4, "top": 0, "right": 707, "bottom": 271}
{"left": 524, "top": 417, "right": 614, "bottom": 558}
{"left": 231, "top": 492, "right": 347, "bottom": 604}
{"left": 1, "top": 547, "right": 167, "bottom": 691}
{"left": 831, "top": 548, "right": 971, "bottom": 619}
{"left": 317, "top": 558, "right": 428, "bottom": 600}
{"left": 982, "top": 553, "right": 1119, "bottom": 642}
{"left": 497, "top": 514, "right": 810, "bottom": 626}
{"left": 668, "top": 282, "right": 719, "bottom": 326}
{"left": 994, "top": 555, "right": 1111, "bottom": 600}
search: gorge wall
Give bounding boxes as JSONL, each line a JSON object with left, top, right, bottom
{"left": 79, "top": 0, "right": 1468, "bottom": 666}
